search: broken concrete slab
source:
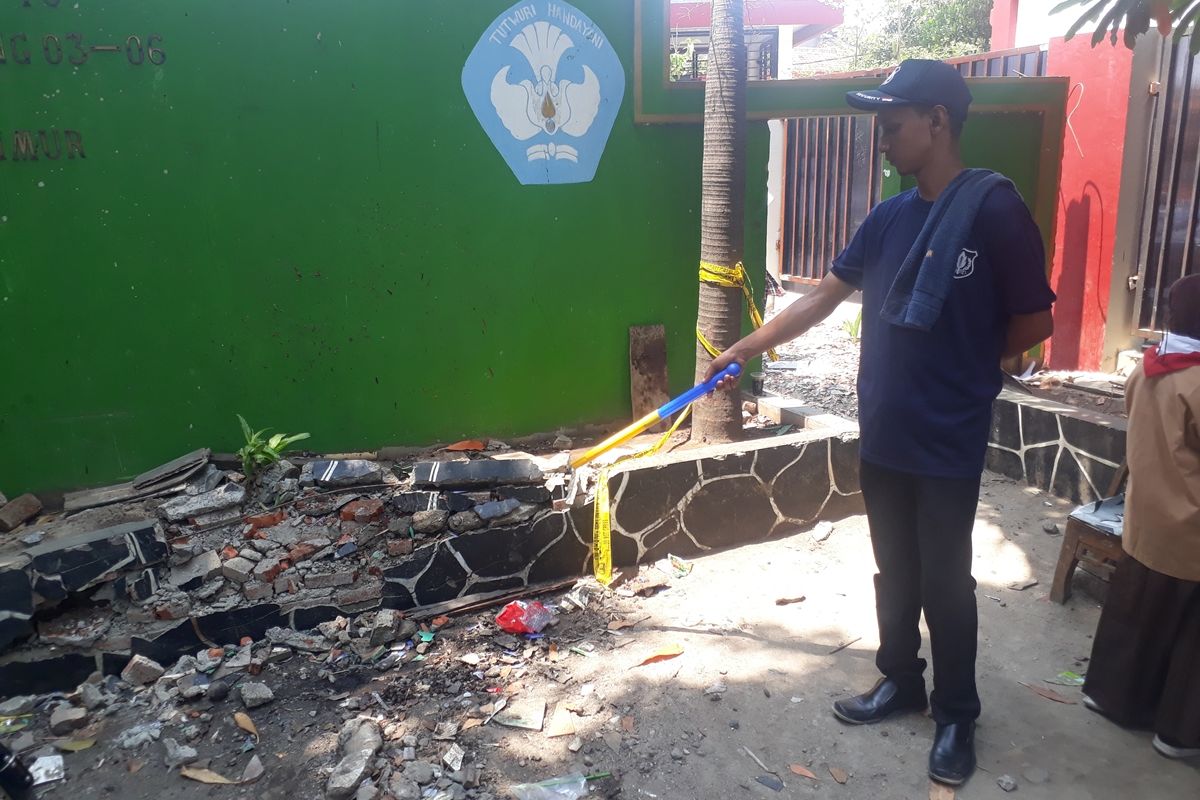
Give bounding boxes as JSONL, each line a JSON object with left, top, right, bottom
{"left": 0, "top": 560, "right": 34, "bottom": 650}
{"left": 411, "top": 459, "right": 543, "bottom": 489}
{"left": 0, "top": 494, "right": 43, "bottom": 532}
{"left": 160, "top": 483, "right": 246, "bottom": 523}
{"left": 302, "top": 460, "right": 384, "bottom": 489}
{"left": 134, "top": 448, "right": 211, "bottom": 490}
{"left": 498, "top": 485, "right": 552, "bottom": 504}
{"left": 169, "top": 551, "right": 222, "bottom": 591}
{"left": 327, "top": 719, "right": 383, "bottom": 799}
{"left": 392, "top": 491, "right": 443, "bottom": 514}
{"left": 25, "top": 520, "right": 167, "bottom": 605}
{"left": 183, "top": 464, "right": 224, "bottom": 496}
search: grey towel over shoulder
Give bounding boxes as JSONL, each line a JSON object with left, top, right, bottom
{"left": 880, "top": 168, "right": 1015, "bottom": 332}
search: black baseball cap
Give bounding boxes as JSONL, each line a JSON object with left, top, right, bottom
{"left": 845, "top": 59, "right": 973, "bottom": 121}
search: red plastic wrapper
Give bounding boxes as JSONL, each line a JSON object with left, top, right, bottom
{"left": 495, "top": 600, "right": 554, "bottom": 634}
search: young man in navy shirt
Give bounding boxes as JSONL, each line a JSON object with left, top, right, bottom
{"left": 706, "top": 60, "right": 1056, "bottom": 785}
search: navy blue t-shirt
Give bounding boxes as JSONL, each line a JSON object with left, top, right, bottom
{"left": 830, "top": 186, "right": 1056, "bottom": 478}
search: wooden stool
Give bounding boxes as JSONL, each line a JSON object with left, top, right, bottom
{"left": 1050, "top": 463, "right": 1128, "bottom": 604}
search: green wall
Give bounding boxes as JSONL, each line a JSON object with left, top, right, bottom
{"left": 0, "top": 1, "right": 769, "bottom": 494}
{"left": 891, "top": 110, "right": 1054, "bottom": 254}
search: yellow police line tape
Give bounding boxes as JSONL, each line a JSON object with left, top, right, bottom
{"left": 590, "top": 261, "right": 778, "bottom": 585}
{"left": 696, "top": 260, "right": 780, "bottom": 362}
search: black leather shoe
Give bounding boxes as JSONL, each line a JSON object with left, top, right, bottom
{"left": 929, "top": 722, "right": 976, "bottom": 785}
{"left": 831, "top": 677, "right": 928, "bottom": 725}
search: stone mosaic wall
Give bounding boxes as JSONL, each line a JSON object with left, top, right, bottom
{"left": 987, "top": 390, "right": 1126, "bottom": 505}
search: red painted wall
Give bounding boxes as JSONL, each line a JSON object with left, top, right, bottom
{"left": 990, "top": 0, "right": 1019, "bottom": 50}
{"left": 1044, "top": 36, "right": 1132, "bottom": 371}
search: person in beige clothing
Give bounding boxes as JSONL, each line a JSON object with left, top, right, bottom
{"left": 1082, "top": 273, "right": 1200, "bottom": 759}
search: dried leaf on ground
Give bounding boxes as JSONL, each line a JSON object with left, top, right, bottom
{"left": 929, "top": 781, "right": 956, "bottom": 799}
{"left": 789, "top": 764, "right": 818, "bottom": 780}
{"left": 829, "top": 767, "right": 849, "bottom": 784}
{"left": 446, "top": 439, "right": 486, "bottom": 452}
{"left": 55, "top": 739, "right": 95, "bottom": 752}
{"left": 775, "top": 596, "right": 806, "bottom": 606}
{"left": 620, "top": 715, "right": 636, "bottom": 733}
{"left": 127, "top": 760, "right": 144, "bottom": 774}
{"left": 233, "top": 712, "right": 259, "bottom": 741}
{"left": 180, "top": 766, "right": 236, "bottom": 784}
{"left": 607, "top": 619, "right": 639, "bottom": 630}
{"left": 1019, "top": 681, "right": 1077, "bottom": 704}
{"left": 636, "top": 644, "right": 683, "bottom": 667}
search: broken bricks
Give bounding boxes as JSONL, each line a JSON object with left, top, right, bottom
{"left": 340, "top": 498, "right": 384, "bottom": 524}
{"left": 221, "top": 556, "right": 256, "bottom": 584}
{"left": 0, "top": 493, "right": 42, "bottom": 532}
{"left": 121, "top": 654, "right": 166, "bottom": 686}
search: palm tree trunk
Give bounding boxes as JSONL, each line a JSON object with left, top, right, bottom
{"left": 693, "top": 0, "right": 746, "bottom": 444}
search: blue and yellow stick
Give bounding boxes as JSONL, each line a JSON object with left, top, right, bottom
{"left": 569, "top": 363, "right": 742, "bottom": 470}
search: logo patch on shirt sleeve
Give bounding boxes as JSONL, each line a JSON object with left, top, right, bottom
{"left": 954, "top": 248, "right": 978, "bottom": 279}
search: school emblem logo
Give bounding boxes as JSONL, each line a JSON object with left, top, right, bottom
{"left": 954, "top": 248, "right": 977, "bottom": 279}
{"left": 462, "top": 1, "right": 625, "bottom": 185}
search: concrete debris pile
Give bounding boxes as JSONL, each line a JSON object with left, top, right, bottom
{"left": 0, "top": 572, "right": 646, "bottom": 800}
{"left": 0, "top": 446, "right": 592, "bottom": 696}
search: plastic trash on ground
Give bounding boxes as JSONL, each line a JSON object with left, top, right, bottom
{"left": 495, "top": 600, "right": 554, "bottom": 635}
{"left": 510, "top": 773, "right": 587, "bottom": 800}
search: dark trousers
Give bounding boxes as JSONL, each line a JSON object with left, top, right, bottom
{"left": 1083, "top": 555, "right": 1200, "bottom": 747}
{"left": 860, "top": 459, "right": 983, "bottom": 724}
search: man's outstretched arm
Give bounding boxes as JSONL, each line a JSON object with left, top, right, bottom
{"left": 704, "top": 272, "right": 856, "bottom": 389}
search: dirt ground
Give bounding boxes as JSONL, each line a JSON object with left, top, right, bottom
{"left": 13, "top": 472, "right": 1198, "bottom": 800}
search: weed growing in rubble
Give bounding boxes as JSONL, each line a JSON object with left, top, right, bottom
{"left": 237, "top": 415, "right": 310, "bottom": 478}
{"left": 842, "top": 309, "right": 862, "bottom": 341}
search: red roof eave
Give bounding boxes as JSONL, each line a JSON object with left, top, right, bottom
{"left": 669, "top": 0, "right": 844, "bottom": 29}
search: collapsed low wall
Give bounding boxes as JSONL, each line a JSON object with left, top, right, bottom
{"left": 0, "top": 415, "right": 862, "bottom": 696}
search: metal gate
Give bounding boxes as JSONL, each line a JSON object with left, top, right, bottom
{"left": 779, "top": 46, "right": 1048, "bottom": 286}
{"left": 780, "top": 115, "right": 880, "bottom": 283}
{"left": 1133, "top": 35, "right": 1200, "bottom": 335}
